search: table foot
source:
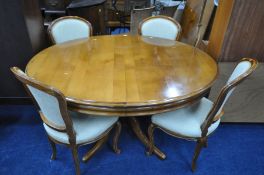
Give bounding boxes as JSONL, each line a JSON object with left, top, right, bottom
{"left": 128, "top": 117, "right": 166, "bottom": 160}
{"left": 82, "top": 135, "right": 108, "bottom": 162}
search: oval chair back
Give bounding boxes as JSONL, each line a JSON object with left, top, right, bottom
{"left": 10, "top": 67, "right": 76, "bottom": 142}
{"left": 48, "top": 16, "right": 93, "bottom": 44}
{"left": 138, "top": 15, "right": 182, "bottom": 40}
{"left": 201, "top": 58, "right": 258, "bottom": 137}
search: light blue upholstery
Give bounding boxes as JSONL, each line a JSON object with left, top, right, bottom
{"left": 216, "top": 61, "right": 252, "bottom": 116}
{"left": 50, "top": 18, "right": 91, "bottom": 44}
{"left": 27, "top": 85, "right": 66, "bottom": 128}
{"left": 27, "top": 81, "right": 118, "bottom": 145}
{"left": 152, "top": 98, "right": 220, "bottom": 138}
{"left": 140, "top": 17, "right": 180, "bottom": 40}
{"left": 44, "top": 111, "right": 118, "bottom": 144}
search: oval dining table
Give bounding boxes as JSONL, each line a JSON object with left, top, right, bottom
{"left": 26, "top": 34, "right": 218, "bottom": 160}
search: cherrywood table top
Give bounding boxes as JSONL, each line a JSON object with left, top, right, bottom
{"left": 26, "top": 35, "right": 218, "bottom": 116}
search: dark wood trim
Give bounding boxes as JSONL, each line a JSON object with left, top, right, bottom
{"left": 68, "top": 89, "right": 210, "bottom": 117}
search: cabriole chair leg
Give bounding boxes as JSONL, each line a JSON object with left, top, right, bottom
{"left": 71, "top": 145, "right": 81, "bottom": 175}
{"left": 47, "top": 136, "right": 56, "bottom": 160}
{"left": 191, "top": 139, "right": 205, "bottom": 172}
{"left": 146, "top": 123, "right": 156, "bottom": 156}
{"left": 113, "top": 121, "right": 122, "bottom": 154}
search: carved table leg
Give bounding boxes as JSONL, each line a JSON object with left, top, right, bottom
{"left": 128, "top": 117, "right": 166, "bottom": 160}
{"left": 82, "top": 135, "right": 108, "bottom": 162}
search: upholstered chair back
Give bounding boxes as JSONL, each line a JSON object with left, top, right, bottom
{"left": 201, "top": 58, "right": 258, "bottom": 136}
{"left": 217, "top": 60, "right": 254, "bottom": 114}
{"left": 10, "top": 67, "right": 72, "bottom": 131}
{"left": 48, "top": 16, "right": 93, "bottom": 44}
{"left": 27, "top": 86, "right": 65, "bottom": 128}
{"left": 139, "top": 15, "right": 181, "bottom": 40}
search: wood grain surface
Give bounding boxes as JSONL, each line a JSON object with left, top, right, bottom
{"left": 207, "top": 0, "right": 234, "bottom": 60}
{"left": 219, "top": 0, "right": 264, "bottom": 61}
{"left": 208, "top": 0, "right": 264, "bottom": 61}
{"left": 26, "top": 35, "right": 218, "bottom": 116}
{"left": 180, "top": 0, "right": 215, "bottom": 45}
{"left": 0, "top": 0, "right": 47, "bottom": 103}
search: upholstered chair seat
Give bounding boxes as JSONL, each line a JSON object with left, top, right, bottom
{"left": 44, "top": 111, "right": 118, "bottom": 144}
{"left": 152, "top": 98, "right": 220, "bottom": 138}
{"left": 139, "top": 15, "right": 182, "bottom": 40}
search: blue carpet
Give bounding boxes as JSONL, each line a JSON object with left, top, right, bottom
{"left": 0, "top": 105, "right": 264, "bottom": 175}
{"left": 111, "top": 27, "right": 130, "bottom": 35}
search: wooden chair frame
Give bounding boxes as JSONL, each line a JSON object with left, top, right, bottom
{"left": 10, "top": 67, "right": 121, "bottom": 175}
{"left": 146, "top": 58, "right": 258, "bottom": 171}
{"left": 138, "top": 15, "right": 182, "bottom": 41}
{"left": 47, "top": 16, "right": 93, "bottom": 45}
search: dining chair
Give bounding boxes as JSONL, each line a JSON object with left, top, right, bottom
{"left": 138, "top": 15, "right": 182, "bottom": 40}
{"left": 146, "top": 58, "right": 258, "bottom": 171}
{"left": 10, "top": 67, "right": 121, "bottom": 175}
{"left": 48, "top": 16, "right": 93, "bottom": 44}
{"left": 130, "top": 6, "right": 155, "bottom": 35}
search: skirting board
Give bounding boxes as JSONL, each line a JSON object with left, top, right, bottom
{"left": 209, "top": 62, "right": 264, "bottom": 123}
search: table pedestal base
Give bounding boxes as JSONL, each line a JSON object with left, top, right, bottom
{"left": 129, "top": 117, "right": 166, "bottom": 160}
{"left": 82, "top": 117, "right": 166, "bottom": 162}
{"left": 82, "top": 135, "right": 108, "bottom": 162}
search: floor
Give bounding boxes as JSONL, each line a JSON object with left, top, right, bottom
{"left": 0, "top": 105, "right": 264, "bottom": 175}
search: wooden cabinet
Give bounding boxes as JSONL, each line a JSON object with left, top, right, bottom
{"left": 67, "top": 1, "right": 107, "bottom": 35}
{"left": 208, "top": 0, "right": 264, "bottom": 61}
{"left": 0, "top": 0, "right": 47, "bottom": 104}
